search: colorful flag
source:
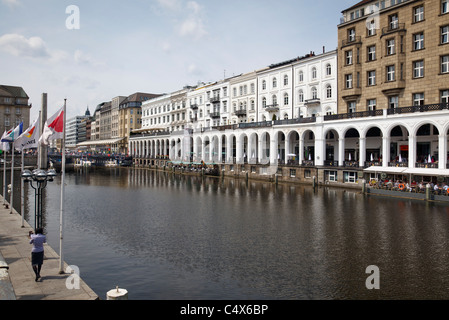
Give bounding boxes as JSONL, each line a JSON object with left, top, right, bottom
{"left": 15, "top": 116, "right": 40, "bottom": 151}
{"left": 1, "top": 122, "right": 23, "bottom": 142}
{"left": 39, "top": 107, "right": 64, "bottom": 145}
{"left": 0, "top": 131, "right": 10, "bottom": 152}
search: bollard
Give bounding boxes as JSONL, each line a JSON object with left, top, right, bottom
{"left": 107, "top": 286, "right": 128, "bottom": 300}
{"left": 312, "top": 176, "right": 316, "bottom": 188}
{"left": 426, "top": 184, "right": 431, "bottom": 201}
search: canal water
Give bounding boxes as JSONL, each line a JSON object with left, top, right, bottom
{"left": 11, "top": 168, "right": 449, "bottom": 299}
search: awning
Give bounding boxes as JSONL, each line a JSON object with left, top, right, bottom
{"left": 76, "top": 138, "right": 125, "bottom": 147}
{"left": 364, "top": 166, "right": 407, "bottom": 174}
{"left": 364, "top": 166, "right": 449, "bottom": 176}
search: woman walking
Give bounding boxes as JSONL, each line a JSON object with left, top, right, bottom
{"left": 29, "top": 228, "right": 46, "bottom": 282}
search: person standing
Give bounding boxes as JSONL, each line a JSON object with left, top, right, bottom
{"left": 29, "top": 228, "right": 46, "bottom": 282}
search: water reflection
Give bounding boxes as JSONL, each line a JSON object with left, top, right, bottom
{"left": 12, "top": 167, "right": 449, "bottom": 299}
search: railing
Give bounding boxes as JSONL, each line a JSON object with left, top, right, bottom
{"left": 415, "top": 162, "right": 438, "bottom": 169}
{"left": 382, "top": 23, "right": 406, "bottom": 36}
{"left": 341, "top": 36, "right": 361, "bottom": 47}
{"left": 387, "top": 103, "right": 449, "bottom": 115}
{"left": 213, "top": 124, "right": 238, "bottom": 131}
{"left": 239, "top": 121, "right": 272, "bottom": 129}
{"left": 388, "top": 161, "right": 408, "bottom": 167}
{"left": 324, "top": 160, "right": 339, "bottom": 167}
{"left": 344, "top": 160, "right": 359, "bottom": 168}
{"left": 190, "top": 104, "right": 198, "bottom": 110}
{"left": 302, "top": 160, "right": 315, "bottom": 167}
{"left": 210, "top": 96, "right": 220, "bottom": 103}
{"left": 324, "top": 110, "right": 383, "bottom": 121}
{"left": 274, "top": 117, "right": 316, "bottom": 126}
{"left": 235, "top": 109, "right": 247, "bottom": 116}
{"left": 264, "top": 104, "right": 279, "bottom": 112}
{"left": 209, "top": 112, "right": 220, "bottom": 118}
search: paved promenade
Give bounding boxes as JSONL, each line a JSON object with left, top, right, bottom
{"left": 0, "top": 195, "right": 99, "bottom": 300}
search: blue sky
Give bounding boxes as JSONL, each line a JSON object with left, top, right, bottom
{"left": 0, "top": 0, "right": 356, "bottom": 120}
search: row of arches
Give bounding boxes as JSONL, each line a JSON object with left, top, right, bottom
{"left": 130, "top": 119, "right": 449, "bottom": 170}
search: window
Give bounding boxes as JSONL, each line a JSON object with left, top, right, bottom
{"left": 413, "top": 33, "right": 424, "bottom": 50}
{"left": 441, "top": 89, "right": 449, "bottom": 103}
{"left": 388, "top": 96, "right": 398, "bottom": 109}
{"left": 262, "top": 80, "right": 266, "bottom": 90}
{"left": 389, "top": 14, "right": 398, "bottom": 30}
{"left": 345, "top": 50, "right": 353, "bottom": 65}
{"left": 326, "top": 85, "right": 332, "bottom": 98}
{"left": 348, "top": 28, "right": 356, "bottom": 42}
{"left": 344, "top": 171, "right": 357, "bottom": 183}
{"left": 272, "top": 77, "right": 277, "bottom": 88}
{"left": 290, "top": 169, "right": 296, "bottom": 178}
{"left": 413, "top": 93, "right": 424, "bottom": 106}
{"left": 312, "top": 67, "right": 317, "bottom": 79}
{"left": 442, "top": 55, "right": 449, "bottom": 73}
{"left": 367, "top": 20, "right": 376, "bottom": 36}
{"left": 413, "top": 60, "right": 424, "bottom": 78}
{"left": 387, "top": 65, "right": 395, "bottom": 82}
{"left": 284, "top": 93, "right": 289, "bottom": 106}
{"left": 272, "top": 95, "right": 277, "bottom": 106}
{"left": 4, "top": 118, "right": 10, "bottom": 127}
{"left": 348, "top": 101, "right": 356, "bottom": 113}
{"left": 413, "top": 6, "right": 424, "bottom": 22}
{"left": 367, "top": 70, "right": 376, "bottom": 86}
{"left": 387, "top": 39, "right": 395, "bottom": 55}
{"left": 299, "top": 71, "right": 304, "bottom": 82}
{"left": 298, "top": 90, "right": 304, "bottom": 103}
{"left": 367, "top": 45, "right": 376, "bottom": 61}
{"left": 326, "top": 64, "right": 332, "bottom": 76}
{"left": 345, "top": 74, "right": 353, "bottom": 89}
{"left": 367, "top": 99, "right": 376, "bottom": 111}
{"left": 443, "top": 0, "right": 448, "bottom": 14}
{"left": 311, "top": 87, "right": 318, "bottom": 99}
{"left": 327, "top": 171, "right": 337, "bottom": 182}
{"left": 283, "top": 75, "right": 288, "bottom": 86}
{"left": 442, "top": 26, "right": 449, "bottom": 44}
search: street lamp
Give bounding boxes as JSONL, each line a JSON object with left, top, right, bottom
{"left": 22, "top": 169, "right": 57, "bottom": 230}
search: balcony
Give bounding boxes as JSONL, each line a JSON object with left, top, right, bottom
{"left": 341, "top": 36, "right": 361, "bottom": 48}
{"left": 381, "top": 23, "right": 406, "bottom": 37}
{"left": 210, "top": 95, "right": 220, "bottom": 103}
{"left": 264, "top": 104, "right": 279, "bottom": 112}
{"left": 305, "top": 98, "right": 321, "bottom": 107}
{"left": 209, "top": 111, "right": 220, "bottom": 119}
{"left": 235, "top": 109, "right": 247, "bottom": 117}
{"left": 190, "top": 104, "right": 198, "bottom": 110}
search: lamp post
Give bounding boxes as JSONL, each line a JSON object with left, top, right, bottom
{"left": 22, "top": 168, "right": 57, "bottom": 231}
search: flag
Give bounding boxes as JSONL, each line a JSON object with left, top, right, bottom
{"left": 1, "top": 122, "right": 23, "bottom": 142}
{"left": 0, "top": 131, "right": 10, "bottom": 152}
{"left": 39, "top": 107, "right": 64, "bottom": 145}
{"left": 15, "top": 116, "right": 40, "bottom": 151}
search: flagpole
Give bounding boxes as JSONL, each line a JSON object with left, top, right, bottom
{"left": 20, "top": 149, "right": 24, "bottom": 227}
{"left": 2, "top": 146, "right": 6, "bottom": 207}
{"left": 10, "top": 140, "right": 14, "bottom": 214}
{"left": 59, "top": 99, "right": 66, "bottom": 274}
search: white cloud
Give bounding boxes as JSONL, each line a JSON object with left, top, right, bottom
{"left": 0, "top": 34, "right": 51, "bottom": 58}
{"left": 1, "top": 0, "right": 20, "bottom": 7}
{"left": 156, "top": 0, "right": 182, "bottom": 11}
{"left": 74, "top": 49, "right": 103, "bottom": 67}
{"left": 0, "top": 33, "right": 70, "bottom": 63}
{"left": 178, "top": 1, "right": 207, "bottom": 40}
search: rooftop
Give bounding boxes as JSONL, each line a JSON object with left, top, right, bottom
{"left": 0, "top": 85, "right": 29, "bottom": 99}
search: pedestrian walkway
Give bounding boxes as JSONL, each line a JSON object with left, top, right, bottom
{"left": 0, "top": 195, "right": 99, "bottom": 300}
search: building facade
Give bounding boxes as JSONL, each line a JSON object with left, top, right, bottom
{"left": 338, "top": 0, "right": 449, "bottom": 113}
{"left": 0, "top": 85, "right": 31, "bottom": 135}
